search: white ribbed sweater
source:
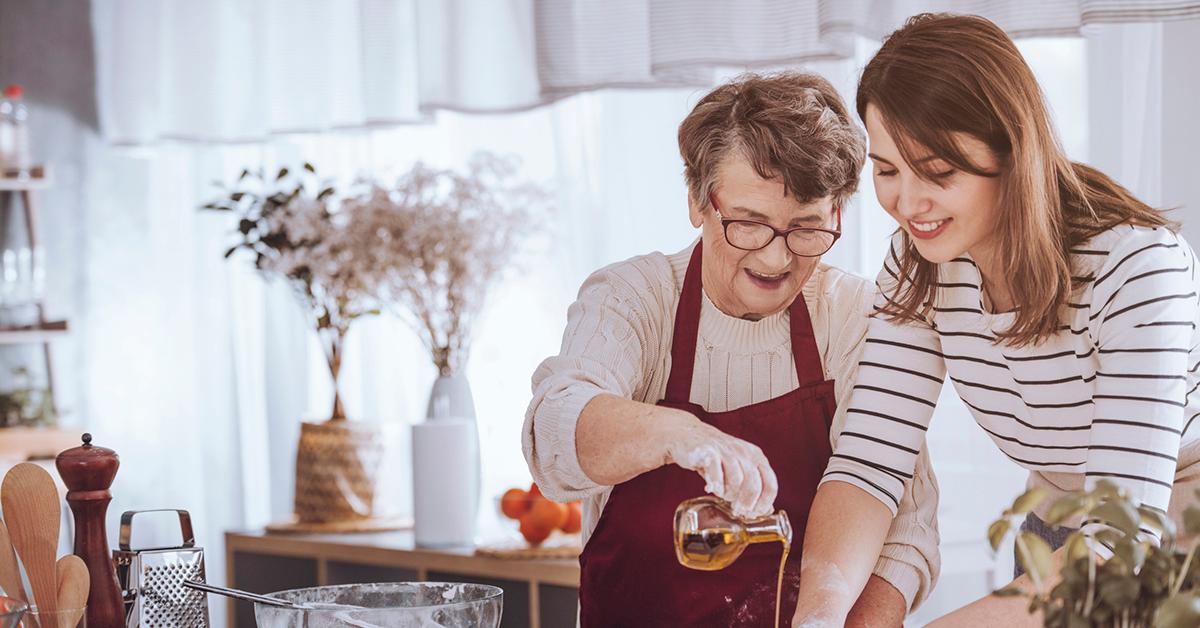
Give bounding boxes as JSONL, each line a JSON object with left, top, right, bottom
{"left": 523, "top": 242, "right": 941, "bottom": 611}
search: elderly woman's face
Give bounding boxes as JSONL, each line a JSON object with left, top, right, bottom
{"left": 691, "top": 156, "right": 837, "bottom": 320}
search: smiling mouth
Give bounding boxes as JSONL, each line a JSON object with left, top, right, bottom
{"left": 745, "top": 268, "right": 789, "bottom": 287}
{"left": 911, "top": 219, "right": 946, "bottom": 232}
{"left": 909, "top": 218, "right": 952, "bottom": 239}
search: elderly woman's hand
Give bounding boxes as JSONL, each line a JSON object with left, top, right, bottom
{"left": 663, "top": 409, "right": 779, "bottom": 519}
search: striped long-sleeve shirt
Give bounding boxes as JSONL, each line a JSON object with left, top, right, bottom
{"left": 822, "top": 224, "right": 1200, "bottom": 542}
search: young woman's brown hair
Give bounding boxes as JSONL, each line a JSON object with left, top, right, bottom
{"left": 859, "top": 12, "right": 1176, "bottom": 346}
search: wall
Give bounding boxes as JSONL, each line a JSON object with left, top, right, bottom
{"left": 1162, "top": 19, "right": 1200, "bottom": 245}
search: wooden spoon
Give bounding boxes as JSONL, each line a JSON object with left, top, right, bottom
{"left": 0, "top": 518, "right": 29, "bottom": 604}
{"left": 1, "top": 464, "right": 60, "bottom": 620}
{"left": 54, "top": 555, "right": 88, "bottom": 628}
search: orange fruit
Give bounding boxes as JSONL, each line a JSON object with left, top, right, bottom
{"left": 528, "top": 497, "right": 569, "bottom": 530}
{"left": 519, "top": 514, "right": 554, "bottom": 546}
{"left": 500, "top": 488, "right": 530, "bottom": 519}
{"left": 561, "top": 502, "right": 582, "bottom": 534}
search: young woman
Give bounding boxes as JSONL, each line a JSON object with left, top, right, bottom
{"left": 792, "top": 13, "right": 1200, "bottom": 627}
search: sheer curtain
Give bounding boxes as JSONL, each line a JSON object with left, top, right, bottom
{"left": 93, "top": 0, "right": 1200, "bottom": 142}
{"left": 82, "top": 1, "right": 1200, "bottom": 624}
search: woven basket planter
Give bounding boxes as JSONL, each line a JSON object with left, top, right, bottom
{"left": 293, "top": 419, "right": 385, "bottom": 523}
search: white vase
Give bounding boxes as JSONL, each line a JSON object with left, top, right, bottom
{"left": 413, "top": 373, "right": 481, "bottom": 547}
{"left": 425, "top": 371, "right": 477, "bottom": 419}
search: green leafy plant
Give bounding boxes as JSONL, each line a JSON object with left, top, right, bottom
{"left": 202, "top": 164, "right": 379, "bottom": 421}
{"left": 989, "top": 482, "right": 1200, "bottom": 627}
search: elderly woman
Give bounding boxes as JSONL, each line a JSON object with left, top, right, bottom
{"left": 523, "top": 72, "right": 939, "bottom": 627}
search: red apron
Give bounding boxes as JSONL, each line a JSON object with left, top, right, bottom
{"left": 579, "top": 243, "right": 838, "bottom": 627}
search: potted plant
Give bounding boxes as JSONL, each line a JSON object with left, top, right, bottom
{"left": 989, "top": 482, "right": 1200, "bottom": 627}
{"left": 204, "top": 164, "right": 388, "bottom": 527}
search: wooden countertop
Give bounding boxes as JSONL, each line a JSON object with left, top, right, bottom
{"left": 225, "top": 529, "right": 580, "bottom": 588}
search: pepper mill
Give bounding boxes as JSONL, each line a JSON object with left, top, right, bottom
{"left": 56, "top": 433, "right": 126, "bottom": 628}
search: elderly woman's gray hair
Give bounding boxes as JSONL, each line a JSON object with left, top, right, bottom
{"left": 678, "top": 72, "right": 866, "bottom": 210}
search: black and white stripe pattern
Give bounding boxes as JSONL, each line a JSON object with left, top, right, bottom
{"left": 823, "top": 225, "right": 1200, "bottom": 534}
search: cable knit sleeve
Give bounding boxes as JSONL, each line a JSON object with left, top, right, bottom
{"left": 824, "top": 268, "right": 942, "bottom": 613}
{"left": 874, "top": 450, "right": 941, "bottom": 612}
{"left": 522, "top": 258, "right": 667, "bottom": 503}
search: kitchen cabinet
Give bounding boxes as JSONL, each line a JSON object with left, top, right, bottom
{"left": 225, "top": 529, "right": 579, "bottom": 628}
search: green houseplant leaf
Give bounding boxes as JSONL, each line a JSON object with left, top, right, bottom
{"left": 1046, "top": 494, "right": 1086, "bottom": 527}
{"left": 990, "top": 484, "right": 1200, "bottom": 628}
{"left": 1093, "top": 499, "right": 1143, "bottom": 537}
{"left": 1155, "top": 593, "right": 1200, "bottom": 628}
{"left": 1012, "top": 487, "right": 1049, "bottom": 516}
{"left": 989, "top": 519, "right": 1012, "bottom": 552}
{"left": 1185, "top": 507, "right": 1200, "bottom": 537}
{"left": 1141, "top": 505, "right": 1177, "bottom": 540}
{"left": 1017, "top": 531, "right": 1054, "bottom": 587}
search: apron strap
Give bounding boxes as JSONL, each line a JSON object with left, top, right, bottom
{"left": 664, "top": 243, "right": 704, "bottom": 404}
{"left": 788, "top": 290, "right": 826, "bottom": 387}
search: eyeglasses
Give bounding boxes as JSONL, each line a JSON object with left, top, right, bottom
{"left": 709, "top": 192, "right": 842, "bottom": 257}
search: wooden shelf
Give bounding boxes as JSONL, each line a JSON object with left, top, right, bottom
{"left": 0, "top": 165, "right": 51, "bottom": 191}
{"left": 0, "top": 167, "right": 60, "bottom": 416}
{"left": 0, "top": 320, "right": 68, "bottom": 344}
{"left": 0, "top": 426, "right": 79, "bottom": 462}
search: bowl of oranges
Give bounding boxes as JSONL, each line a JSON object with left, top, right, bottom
{"left": 499, "top": 483, "right": 581, "bottom": 547}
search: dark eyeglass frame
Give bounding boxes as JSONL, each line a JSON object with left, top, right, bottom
{"left": 709, "top": 192, "right": 842, "bottom": 257}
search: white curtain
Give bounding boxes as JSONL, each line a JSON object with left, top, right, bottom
{"left": 81, "top": 2, "right": 1200, "bottom": 625}
{"left": 93, "top": 0, "right": 1200, "bottom": 143}
{"left": 1086, "top": 17, "right": 1200, "bottom": 250}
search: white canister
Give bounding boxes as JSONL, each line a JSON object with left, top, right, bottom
{"left": 411, "top": 417, "right": 481, "bottom": 547}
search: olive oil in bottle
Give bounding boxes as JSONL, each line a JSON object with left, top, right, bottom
{"left": 674, "top": 496, "right": 793, "bottom": 627}
{"left": 674, "top": 496, "right": 791, "bottom": 570}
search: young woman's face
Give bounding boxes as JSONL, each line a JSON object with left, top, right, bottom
{"left": 864, "top": 104, "right": 1004, "bottom": 266}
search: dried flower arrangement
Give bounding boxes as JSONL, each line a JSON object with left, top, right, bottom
{"left": 203, "top": 164, "right": 379, "bottom": 421}
{"left": 202, "top": 154, "right": 548, "bottom": 415}
{"left": 989, "top": 482, "right": 1200, "bottom": 627}
{"left": 356, "top": 153, "right": 548, "bottom": 376}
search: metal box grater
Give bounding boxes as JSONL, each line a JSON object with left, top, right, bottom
{"left": 113, "top": 509, "right": 210, "bottom": 627}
